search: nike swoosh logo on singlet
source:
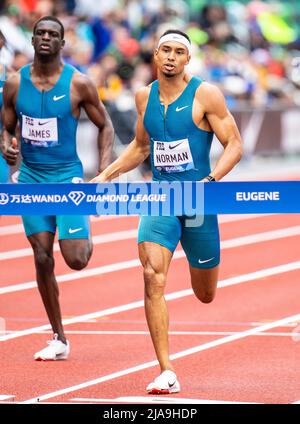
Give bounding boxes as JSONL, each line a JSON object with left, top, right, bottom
{"left": 38, "top": 120, "right": 52, "bottom": 126}
{"left": 169, "top": 141, "right": 185, "bottom": 150}
{"left": 175, "top": 105, "right": 189, "bottom": 112}
{"left": 53, "top": 94, "right": 66, "bottom": 101}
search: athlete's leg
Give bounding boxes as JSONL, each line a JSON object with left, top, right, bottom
{"left": 139, "top": 241, "right": 174, "bottom": 372}
{"left": 59, "top": 238, "right": 93, "bottom": 270}
{"left": 181, "top": 214, "right": 220, "bottom": 303}
{"left": 138, "top": 215, "right": 182, "bottom": 372}
{"left": 58, "top": 215, "right": 92, "bottom": 270}
{"left": 189, "top": 265, "right": 219, "bottom": 303}
{"left": 27, "top": 231, "right": 67, "bottom": 344}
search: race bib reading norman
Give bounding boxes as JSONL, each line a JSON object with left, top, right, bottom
{"left": 22, "top": 114, "right": 58, "bottom": 147}
{"left": 153, "top": 138, "right": 195, "bottom": 173}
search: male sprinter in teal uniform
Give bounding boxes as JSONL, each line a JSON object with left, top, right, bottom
{"left": 2, "top": 16, "right": 114, "bottom": 360}
{"left": 91, "top": 29, "right": 242, "bottom": 393}
{"left": 0, "top": 30, "right": 9, "bottom": 184}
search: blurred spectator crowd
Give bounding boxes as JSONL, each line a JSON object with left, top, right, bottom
{"left": 1, "top": 0, "right": 300, "bottom": 148}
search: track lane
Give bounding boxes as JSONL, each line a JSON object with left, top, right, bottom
{"left": 1, "top": 215, "right": 300, "bottom": 287}
{"left": 1, "top": 214, "right": 300, "bottom": 403}
{"left": 1, "top": 262, "right": 300, "bottom": 402}
{"left": 1, "top": 233, "right": 300, "bottom": 333}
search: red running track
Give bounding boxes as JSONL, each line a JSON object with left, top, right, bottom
{"left": 1, "top": 213, "right": 300, "bottom": 404}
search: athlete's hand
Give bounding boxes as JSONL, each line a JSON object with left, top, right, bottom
{"left": 3, "top": 137, "right": 19, "bottom": 166}
{"left": 201, "top": 175, "right": 217, "bottom": 182}
{"left": 89, "top": 171, "right": 109, "bottom": 183}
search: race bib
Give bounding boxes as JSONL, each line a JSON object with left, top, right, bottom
{"left": 153, "top": 138, "right": 195, "bottom": 173}
{"left": 22, "top": 114, "right": 58, "bottom": 147}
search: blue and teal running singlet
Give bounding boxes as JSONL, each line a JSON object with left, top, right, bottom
{"left": 138, "top": 77, "right": 220, "bottom": 268}
{"left": 15, "top": 63, "right": 89, "bottom": 239}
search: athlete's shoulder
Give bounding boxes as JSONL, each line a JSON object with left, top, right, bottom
{"left": 135, "top": 84, "right": 152, "bottom": 101}
{"left": 135, "top": 84, "right": 152, "bottom": 112}
{"left": 3, "top": 70, "right": 21, "bottom": 93}
{"left": 71, "top": 69, "right": 92, "bottom": 88}
{"left": 196, "top": 80, "right": 226, "bottom": 110}
{"left": 197, "top": 80, "right": 224, "bottom": 98}
{"left": 71, "top": 69, "right": 98, "bottom": 101}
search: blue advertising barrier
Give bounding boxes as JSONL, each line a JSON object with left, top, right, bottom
{"left": 0, "top": 181, "right": 299, "bottom": 215}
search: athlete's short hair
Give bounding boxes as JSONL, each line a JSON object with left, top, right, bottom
{"left": 33, "top": 16, "right": 64, "bottom": 39}
{"left": 160, "top": 29, "right": 190, "bottom": 44}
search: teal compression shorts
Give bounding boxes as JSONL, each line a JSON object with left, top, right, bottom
{"left": 138, "top": 215, "right": 220, "bottom": 269}
{"left": 18, "top": 162, "right": 90, "bottom": 240}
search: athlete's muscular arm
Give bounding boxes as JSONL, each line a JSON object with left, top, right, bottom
{"left": 199, "top": 82, "right": 242, "bottom": 181}
{"left": 90, "top": 87, "right": 150, "bottom": 182}
{"left": 73, "top": 74, "right": 114, "bottom": 173}
{"left": 1, "top": 73, "right": 19, "bottom": 165}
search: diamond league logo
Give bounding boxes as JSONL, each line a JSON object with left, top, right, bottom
{"left": 68, "top": 191, "right": 86, "bottom": 206}
{"left": 0, "top": 193, "right": 9, "bottom": 205}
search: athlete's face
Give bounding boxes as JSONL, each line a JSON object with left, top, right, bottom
{"left": 32, "top": 21, "right": 65, "bottom": 56}
{"left": 154, "top": 42, "right": 190, "bottom": 77}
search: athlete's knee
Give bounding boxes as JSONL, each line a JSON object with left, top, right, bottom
{"left": 194, "top": 288, "right": 216, "bottom": 304}
{"left": 65, "top": 254, "right": 89, "bottom": 270}
{"left": 191, "top": 278, "right": 216, "bottom": 303}
{"left": 190, "top": 268, "right": 218, "bottom": 304}
{"left": 143, "top": 263, "right": 166, "bottom": 286}
{"left": 143, "top": 263, "right": 166, "bottom": 298}
{"left": 63, "top": 242, "right": 92, "bottom": 270}
{"left": 200, "top": 292, "right": 215, "bottom": 303}
{"left": 33, "top": 248, "right": 54, "bottom": 272}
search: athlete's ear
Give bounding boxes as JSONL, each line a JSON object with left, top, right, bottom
{"left": 186, "top": 54, "right": 191, "bottom": 65}
{"left": 61, "top": 39, "right": 65, "bottom": 48}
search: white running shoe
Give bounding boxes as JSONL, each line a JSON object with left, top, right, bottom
{"left": 34, "top": 334, "right": 70, "bottom": 361}
{"left": 146, "top": 370, "right": 180, "bottom": 394}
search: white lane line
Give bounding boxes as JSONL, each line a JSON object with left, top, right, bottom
{"left": 0, "top": 258, "right": 141, "bottom": 295}
{"left": 0, "top": 213, "right": 271, "bottom": 237}
{"left": 1, "top": 329, "right": 297, "bottom": 337}
{"left": 0, "top": 215, "right": 284, "bottom": 261}
{"left": 90, "top": 215, "right": 131, "bottom": 222}
{"left": 70, "top": 396, "right": 259, "bottom": 404}
{"left": 0, "top": 224, "right": 23, "bottom": 235}
{"left": 221, "top": 225, "right": 300, "bottom": 249}
{"left": 0, "top": 229, "right": 137, "bottom": 261}
{"left": 0, "top": 216, "right": 131, "bottom": 236}
{"left": 2, "top": 223, "right": 299, "bottom": 262}
{"left": 21, "top": 311, "right": 300, "bottom": 404}
{"left": 218, "top": 213, "right": 275, "bottom": 223}
{"left": 2, "top": 259, "right": 300, "bottom": 342}
{"left": 0, "top": 395, "right": 15, "bottom": 401}
{"left": 22, "top": 398, "right": 258, "bottom": 404}
{"left": 2, "top": 224, "right": 300, "bottom": 295}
